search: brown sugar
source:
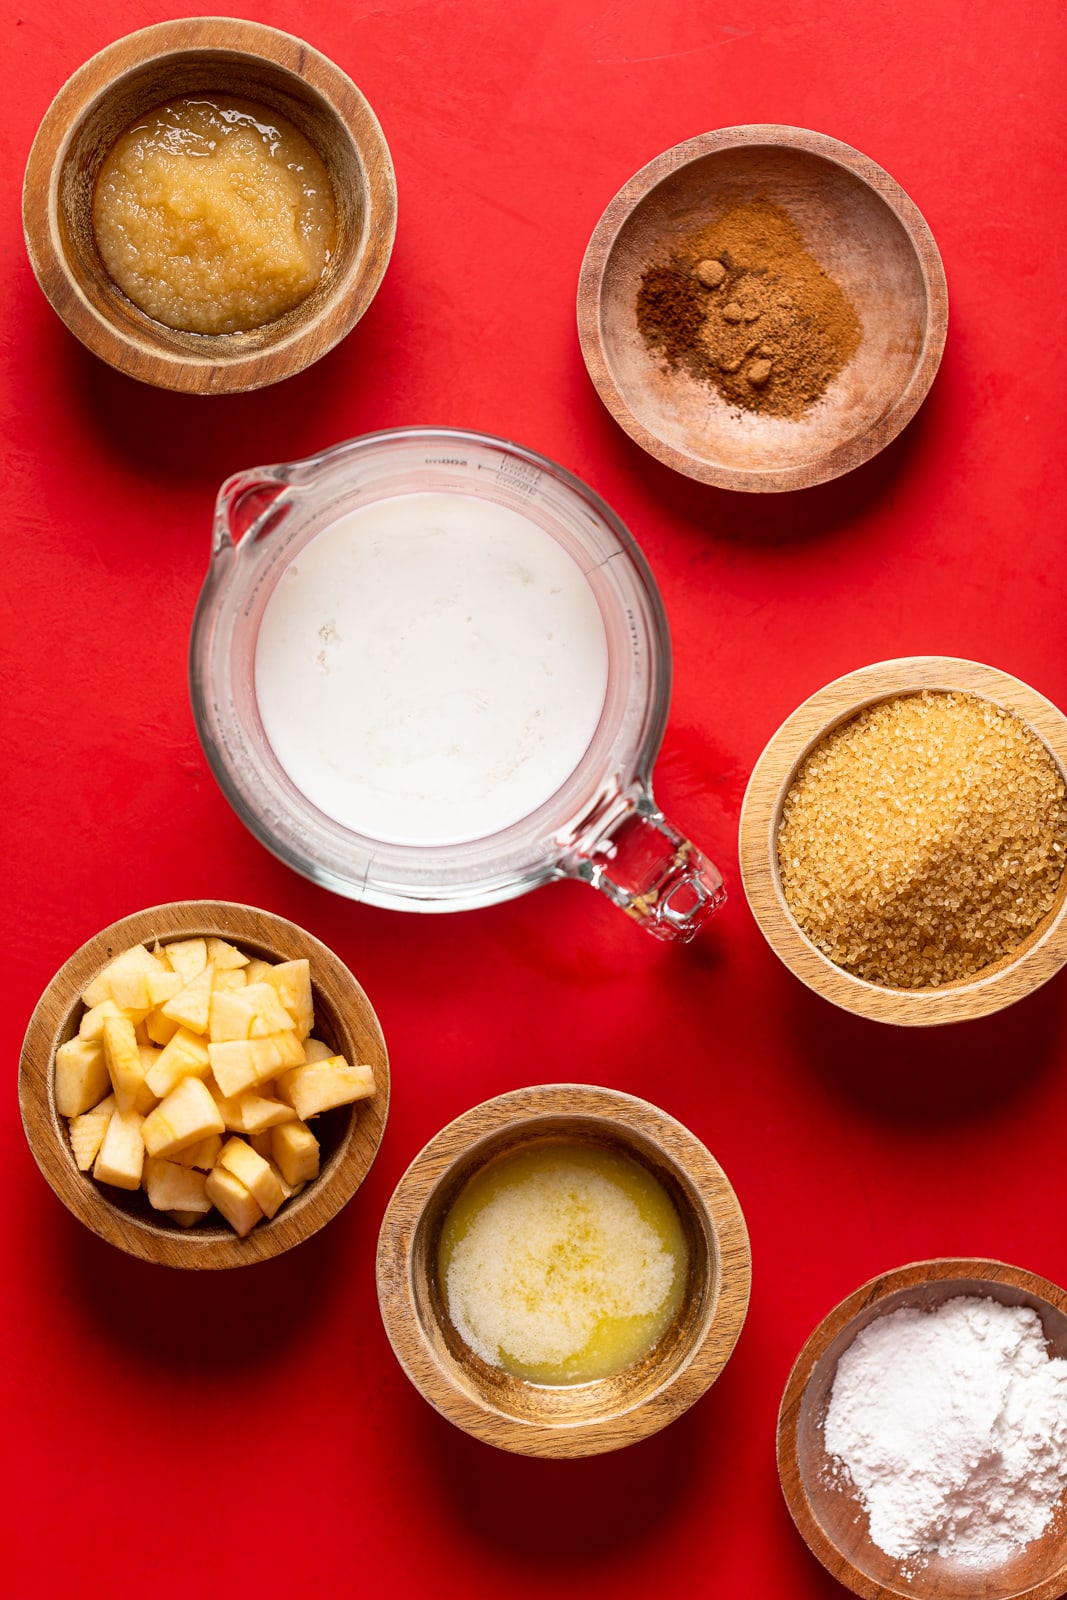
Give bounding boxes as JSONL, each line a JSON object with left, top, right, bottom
{"left": 777, "top": 692, "right": 1067, "bottom": 989}
{"left": 635, "top": 197, "right": 862, "bottom": 420}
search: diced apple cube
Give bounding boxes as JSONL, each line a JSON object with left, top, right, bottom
{"left": 143, "top": 1157, "right": 212, "bottom": 1214}
{"left": 145, "top": 1026, "right": 211, "bottom": 1100}
{"left": 69, "top": 1094, "right": 116, "bottom": 1171}
{"left": 102, "top": 1014, "right": 148, "bottom": 1116}
{"left": 272, "top": 1120, "right": 320, "bottom": 1187}
{"left": 212, "top": 968, "right": 247, "bottom": 992}
{"left": 79, "top": 998, "right": 123, "bottom": 1042}
{"left": 302, "top": 1037, "right": 334, "bottom": 1063}
{"left": 55, "top": 1036, "right": 110, "bottom": 1118}
{"left": 206, "top": 938, "right": 249, "bottom": 971}
{"left": 244, "top": 959, "right": 274, "bottom": 985}
{"left": 204, "top": 1166, "right": 262, "bottom": 1238}
{"left": 169, "top": 1210, "right": 208, "bottom": 1228}
{"left": 207, "top": 989, "right": 259, "bottom": 1043}
{"left": 142, "top": 1076, "right": 225, "bottom": 1159}
{"left": 161, "top": 963, "right": 215, "bottom": 1034}
{"left": 166, "top": 1132, "right": 223, "bottom": 1171}
{"left": 241, "top": 983, "right": 298, "bottom": 1038}
{"left": 262, "top": 960, "right": 314, "bottom": 1039}
{"left": 275, "top": 1059, "right": 375, "bottom": 1121}
{"left": 211, "top": 1089, "right": 296, "bottom": 1135}
{"left": 266, "top": 1030, "right": 305, "bottom": 1068}
{"left": 217, "top": 1138, "right": 285, "bottom": 1218}
{"left": 143, "top": 1005, "right": 181, "bottom": 1047}
{"left": 94, "top": 1109, "right": 145, "bottom": 1190}
{"left": 163, "top": 939, "right": 208, "bottom": 984}
{"left": 207, "top": 1037, "right": 283, "bottom": 1098}
{"left": 82, "top": 944, "right": 168, "bottom": 1013}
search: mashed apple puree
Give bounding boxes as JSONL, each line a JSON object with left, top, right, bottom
{"left": 92, "top": 96, "right": 336, "bottom": 334}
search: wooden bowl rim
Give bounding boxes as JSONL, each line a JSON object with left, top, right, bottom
{"left": 737, "top": 656, "right": 1067, "bottom": 1025}
{"left": 577, "top": 123, "right": 949, "bottom": 493}
{"left": 777, "top": 1257, "right": 1067, "bottom": 1600}
{"left": 375, "top": 1083, "right": 751, "bottom": 1457}
{"left": 22, "top": 16, "right": 397, "bottom": 393}
{"left": 18, "top": 898, "right": 390, "bottom": 1268}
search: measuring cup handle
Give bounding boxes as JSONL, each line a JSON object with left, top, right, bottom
{"left": 568, "top": 787, "right": 726, "bottom": 942}
{"left": 213, "top": 467, "right": 290, "bottom": 554}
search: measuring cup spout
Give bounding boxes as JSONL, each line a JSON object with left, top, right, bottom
{"left": 566, "top": 784, "right": 726, "bottom": 942}
{"left": 213, "top": 466, "right": 292, "bottom": 555}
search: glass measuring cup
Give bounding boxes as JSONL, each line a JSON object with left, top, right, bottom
{"left": 190, "top": 428, "right": 725, "bottom": 940}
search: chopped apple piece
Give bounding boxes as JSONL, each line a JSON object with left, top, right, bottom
{"left": 302, "top": 1037, "right": 334, "bottom": 1063}
{"left": 143, "top": 1157, "right": 212, "bottom": 1214}
{"left": 79, "top": 998, "right": 123, "bottom": 1041}
{"left": 145, "top": 1026, "right": 211, "bottom": 1100}
{"left": 244, "top": 959, "right": 274, "bottom": 985}
{"left": 82, "top": 944, "right": 169, "bottom": 1013}
{"left": 267, "top": 1030, "right": 305, "bottom": 1068}
{"left": 272, "top": 1120, "right": 320, "bottom": 1187}
{"left": 55, "top": 1036, "right": 110, "bottom": 1118}
{"left": 143, "top": 1076, "right": 225, "bottom": 1159}
{"left": 262, "top": 960, "right": 313, "bottom": 1039}
{"left": 212, "top": 968, "right": 247, "bottom": 992}
{"left": 161, "top": 963, "right": 215, "bottom": 1034}
{"left": 163, "top": 939, "right": 208, "bottom": 984}
{"left": 102, "top": 1014, "right": 148, "bottom": 1116}
{"left": 204, "top": 1166, "right": 262, "bottom": 1237}
{"left": 143, "top": 1005, "right": 181, "bottom": 1047}
{"left": 211, "top": 1088, "right": 296, "bottom": 1135}
{"left": 217, "top": 1138, "right": 285, "bottom": 1218}
{"left": 207, "top": 1037, "right": 283, "bottom": 1098}
{"left": 69, "top": 1094, "right": 116, "bottom": 1171}
{"left": 276, "top": 1059, "right": 375, "bottom": 1122}
{"left": 206, "top": 938, "right": 250, "bottom": 971}
{"left": 94, "top": 1109, "right": 145, "bottom": 1190}
{"left": 243, "top": 983, "right": 298, "bottom": 1037}
{"left": 166, "top": 1132, "right": 223, "bottom": 1171}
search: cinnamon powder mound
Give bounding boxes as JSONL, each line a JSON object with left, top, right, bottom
{"left": 636, "top": 197, "right": 862, "bottom": 420}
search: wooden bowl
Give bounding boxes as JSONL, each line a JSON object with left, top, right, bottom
{"left": 22, "top": 18, "right": 397, "bottom": 393}
{"left": 778, "top": 1259, "right": 1067, "bottom": 1600}
{"left": 18, "top": 900, "right": 390, "bottom": 1268}
{"left": 375, "top": 1083, "right": 750, "bottom": 1457}
{"left": 578, "top": 126, "right": 947, "bottom": 492}
{"left": 738, "top": 657, "right": 1067, "bottom": 1025}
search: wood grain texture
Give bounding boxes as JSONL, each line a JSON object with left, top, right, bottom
{"left": 375, "top": 1083, "right": 750, "bottom": 1457}
{"left": 738, "top": 657, "right": 1067, "bottom": 1025}
{"left": 577, "top": 125, "right": 948, "bottom": 492}
{"left": 777, "top": 1259, "right": 1067, "bottom": 1600}
{"left": 18, "top": 900, "right": 390, "bottom": 1268}
{"left": 22, "top": 18, "right": 397, "bottom": 393}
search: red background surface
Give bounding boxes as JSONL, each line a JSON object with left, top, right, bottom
{"left": 5, "top": 3, "right": 1067, "bottom": 1596}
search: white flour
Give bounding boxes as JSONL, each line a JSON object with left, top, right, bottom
{"left": 823, "top": 1295, "right": 1067, "bottom": 1567}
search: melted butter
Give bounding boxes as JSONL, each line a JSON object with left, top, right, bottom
{"left": 438, "top": 1143, "right": 688, "bottom": 1385}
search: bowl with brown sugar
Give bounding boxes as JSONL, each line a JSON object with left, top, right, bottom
{"left": 738, "top": 658, "right": 1067, "bottom": 1024}
{"left": 578, "top": 126, "right": 948, "bottom": 492}
{"left": 22, "top": 18, "right": 396, "bottom": 393}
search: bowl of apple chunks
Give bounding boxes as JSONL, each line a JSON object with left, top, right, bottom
{"left": 19, "top": 901, "right": 389, "bottom": 1268}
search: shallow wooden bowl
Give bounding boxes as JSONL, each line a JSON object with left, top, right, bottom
{"left": 778, "top": 1259, "right": 1067, "bottom": 1600}
{"left": 22, "top": 18, "right": 397, "bottom": 393}
{"left": 19, "top": 900, "right": 389, "bottom": 1268}
{"left": 578, "top": 126, "right": 947, "bottom": 492}
{"left": 376, "top": 1083, "right": 750, "bottom": 1457}
{"left": 738, "top": 657, "right": 1067, "bottom": 1025}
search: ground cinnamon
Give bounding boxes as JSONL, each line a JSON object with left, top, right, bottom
{"left": 635, "top": 197, "right": 862, "bottom": 420}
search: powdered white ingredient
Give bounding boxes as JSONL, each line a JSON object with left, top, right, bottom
{"left": 823, "top": 1296, "right": 1067, "bottom": 1566}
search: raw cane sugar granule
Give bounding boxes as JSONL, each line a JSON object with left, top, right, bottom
{"left": 777, "top": 691, "right": 1067, "bottom": 988}
{"left": 823, "top": 1296, "right": 1067, "bottom": 1569}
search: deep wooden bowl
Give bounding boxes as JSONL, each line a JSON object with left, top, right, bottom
{"left": 578, "top": 125, "right": 947, "bottom": 492}
{"left": 22, "top": 18, "right": 397, "bottom": 393}
{"left": 738, "top": 657, "right": 1067, "bottom": 1025}
{"left": 19, "top": 900, "right": 389, "bottom": 1268}
{"left": 376, "top": 1083, "right": 750, "bottom": 1457}
{"left": 778, "top": 1259, "right": 1067, "bottom": 1600}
